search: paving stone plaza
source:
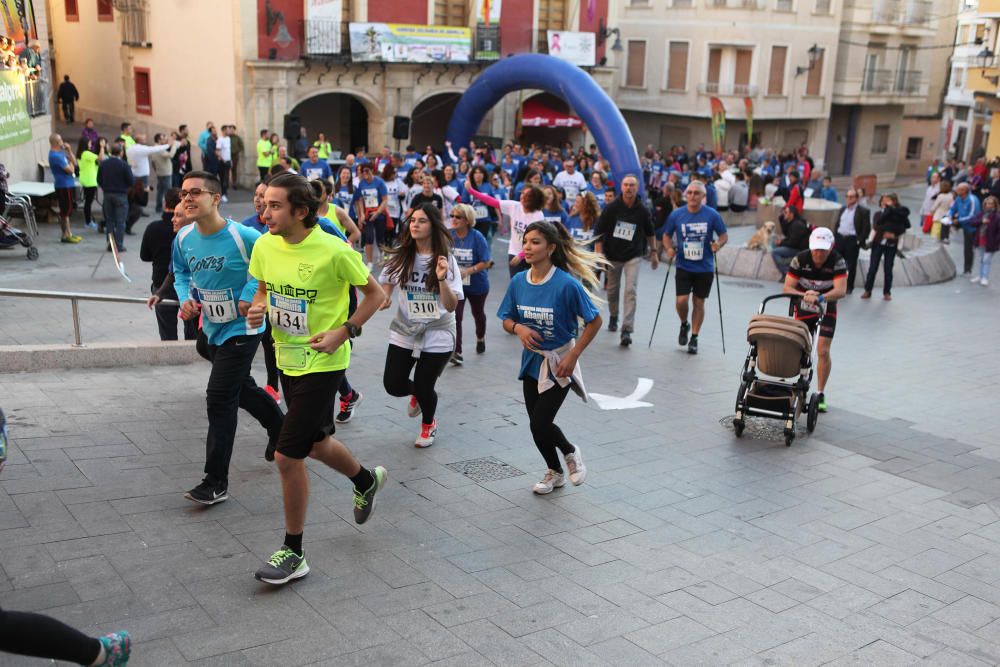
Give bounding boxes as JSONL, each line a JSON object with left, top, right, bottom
{"left": 2, "top": 184, "right": 1000, "bottom": 665}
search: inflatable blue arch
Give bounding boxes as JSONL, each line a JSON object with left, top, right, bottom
{"left": 446, "top": 54, "right": 643, "bottom": 195}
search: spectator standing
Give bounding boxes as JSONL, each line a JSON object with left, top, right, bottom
{"left": 949, "top": 182, "right": 981, "bottom": 275}
{"left": 930, "top": 179, "right": 954, "bottom": 242}
{"left": 125, "top": 178, "right": 148, "bottom": 236}
{"left": 197, "top": 121, "right": 214, "bottom": 166}
{"left": 125, "top": 133, "right": 171, "bottom": 187}
{"left": 862, "top": 194, "right": 910, "bottom": 300}
{"left": 141, "top": 189, "right": 198, "bottom": 340}
{"left": 56, "top": 75, "right": 79, "bottom": 123}
{"left": 819, "top": 177, "right": 838, "bottom": 203}
{"left": 118, "top": 122, "right": 135, "bottom": 158}
{"left": 313, "top": 132, "right": 332, "bottom": 160}
{"left": 834, "top": 189, "right": 870, "bottom": 293}
{"left": 216, "top": 125, "right": 232, "bottom": 201}
{"left": 972, "top": 195, "right": 1000, "bottom": 286}
{"left": 97, "top": 143, "right": 135, "bottom": 251}
{"left": 80, "top": 118, "right": 99, "bottom": 152}
{"left": 76, "top": 135, "right": 105, "bottom": 231}
{"left": 49, "top": 133, "right": 81, "bottom": 243}
{"left": 293, "top": 126, "right": 309, "bottom": 160}
{"left": 920, "top": 172, "right": 941, "bottom": 233}
{"left": 171, "top": 125, "right": 192, "bottom": 187}
{"left": 229, "top": 126, "right": 244, "bottom": 190}
{"left": 203, "top": 126, "right": 220, "bottom": 180}
{"left": 150, "top": 133, "right": 177, "bottom": 213}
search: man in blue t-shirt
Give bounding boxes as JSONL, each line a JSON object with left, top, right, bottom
{"left": 352, "top": 164, "right": 388, "bottom": 268}
{"left": 299, "top": 147, "right": 332, "bottom": 182}
{"left": 661, "top": 180, "right": 728, "bottom": 355}
{"left": 49, "top": 133, "right": 81, "bottom": 243}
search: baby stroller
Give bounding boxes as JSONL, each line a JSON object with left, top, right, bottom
{"left": 0, "top": 213, "right": 38, "bottom": 260}
{"left": 733, "top": 294, "right": 822, "bottom": 447}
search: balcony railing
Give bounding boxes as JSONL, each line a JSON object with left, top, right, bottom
{"left": 774, "top": 0, "right": 794, "bottom": 10}
{"left": 121, "top": 4, "right": 150, "bottom": 46}
{"left": 861, "top": 68, "right": 924, "bottom": 94}
{"left": 711, "top": 0, "right": 765, "bottom": 8}
{"left": 699, "top": 81, "right": 760, "bottom": 95}
{"left": 300, "top": 19, "right": 347, "bottom": 58}
{"left": 872, "top": 0, "right": 933, "bottom": 24}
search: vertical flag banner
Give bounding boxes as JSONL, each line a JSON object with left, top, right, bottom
{"left": 744, "top": 96, "right": 753, "bottom": 149}
{"left": 477, "top": 0, "right": 502, "bottom": 24}
{"left": 709, "top": 97, "right": 726, "bottom": 154}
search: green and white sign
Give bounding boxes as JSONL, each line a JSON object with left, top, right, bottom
{"left": 0, "top": 71, "right": 30, "bottom": 150}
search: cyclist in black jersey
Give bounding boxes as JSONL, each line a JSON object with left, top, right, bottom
{"left": 783, "top": 227, "right": 847, "bottom": 413}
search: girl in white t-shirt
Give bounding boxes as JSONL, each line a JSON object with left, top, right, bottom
{"left": 379, "top": 203, "right": 463, "bottom": 448}
{"left": 466, "top": 178, "right": 545, "bottom": 277}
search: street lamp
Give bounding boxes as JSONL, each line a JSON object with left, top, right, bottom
{"left": 977, "top": 48, "right": 999, "bottom": 85}
{"left": 796, "top": 43, "right": 821, "bottom": 76}
{"left": 597, "top": 19, "right": 623, "bottom": 53}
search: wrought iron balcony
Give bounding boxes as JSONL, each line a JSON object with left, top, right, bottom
{"left": 698, "top": 81, "right": 760, "bottom": 96}
{"left": 861, "top": 68, "right": 924, "bottom": 95}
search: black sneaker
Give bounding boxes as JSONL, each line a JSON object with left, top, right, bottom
{"left": 336, "top": 390, "right": 363, "bottom": 424}
{"left": 688, "top": 335, "right": 699, "bottom": 355}
{"left": 476, "top": 340, "right": 486, "bottom": 354}
{"left": 184, "top": 480, "right": 228, "bottom": 505}
{"left": 620, "top": 331, "right": 632, "bottom": 347}
{"left": 264, "top": 430, "right": 278, "bottom": 462}
{"left": 254, "top": 546, "right": 309, "bottom": 585}
{"left": 353, "top": 466, "right": 387, "bottom": 524}
{"left": 608, "top": 316, "right": 619, "bottom": 332}
{"left": 450, "top": 351, "right": 464, "bottom": 366}
{"left": 679, "top": 321, "right": 691, "bottom": 346}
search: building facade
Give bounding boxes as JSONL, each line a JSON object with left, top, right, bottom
{"left": 953, "top": 0, "right": 1000, "bottom": 163}
{"left": 46, "top": 0, "right": 617, "bottom": 182}
{"left": 610, "top": 0, "right": 841, "bottom": 167}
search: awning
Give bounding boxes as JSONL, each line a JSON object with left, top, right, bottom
{"left": 520, "top": 98, "right": 583, "bottom": 128}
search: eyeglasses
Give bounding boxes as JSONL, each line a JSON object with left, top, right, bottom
{"left": 449, "top": 214, "right": 465, "bottom": 219}
{"left": 179, "top": 188, "right": 215, "bottom": 200}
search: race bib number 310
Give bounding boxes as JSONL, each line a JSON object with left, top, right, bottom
{"left": 269, "top": 293, "right": 310, "bottom": 336}
{"left": 406, "top": 291, "right": 440, "bottom": 321}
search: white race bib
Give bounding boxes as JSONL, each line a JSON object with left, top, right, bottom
{"left": 406, "top": 291, "right": 439, "bottom": 321}
{"left": 474, "top": 204, "right": 488, "bottom": 219}
{"left": 798, "top": 299, "right": 820, "bottom": 314}
{"left": 269, "top": 293, "right": 310, "bottom": 336}
{"left": 199, "top": 288, "right": 237, "bottom": 324}
{"left": 364, "top": 192, "right": 378, "bottom": 209}
{"left": 683, "top": 241, "right": 704, "bottom": 261}
{"left": 613, "top": 221, "right": 636, "bottom": 241}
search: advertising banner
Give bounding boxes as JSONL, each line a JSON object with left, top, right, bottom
{"left": 475, "top": 25, "right": 500, "bottom": 61}
{"left": 349, "top": 23, "right": 472, "bottom": 63}
{"left": 546, "top": 31, "right": 595, "bottom": 67}
{"left": 305, "top": 0, "right": 342, "bottom": 55}
{"left": 0, "top": 70, "right": 30, "bottom": 150}
{"left": 743, "top": 96, "right": 753, "bottom": 149}
{"left": 710, "top": 96, "right": 726, "bottom": 154}
{"left": 476, "top": 0, "right": 502, "bottom": 24}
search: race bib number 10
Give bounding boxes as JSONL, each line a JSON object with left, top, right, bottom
{"left": 199, "top": 288, "right": 237, "bottom": 324}
{"left": 269, "top": 293, "right": 310, "bottom": 336}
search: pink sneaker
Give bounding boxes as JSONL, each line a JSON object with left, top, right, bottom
{"left": 265, "top": 385, "right": 280, "bottom": 403}
{"left": 415, "top": 420, "right": 437, "bottom": 448}
{"left": 407, "top": 395, "right": 422, "bottom": 418}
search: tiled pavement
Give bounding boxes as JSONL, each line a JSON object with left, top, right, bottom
{"left": 2, "top": 185, "right": 1000, "bottom": 665}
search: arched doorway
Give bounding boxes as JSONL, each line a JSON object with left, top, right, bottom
{"left": 289, "top": 93, "right": 370, "bottom": 156}
{"left": 519, "top": 93, "right": 583, "bottom": 149}
{"left": 410, "top": 93, "right": 463, "bottom": 151}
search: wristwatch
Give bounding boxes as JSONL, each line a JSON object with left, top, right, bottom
{"left": 343, "top": 321, "right": 362, "bottom": 338}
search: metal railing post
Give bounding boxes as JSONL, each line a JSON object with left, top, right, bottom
{"left": 71, "top": 298, "right": 82, "bottom": 347}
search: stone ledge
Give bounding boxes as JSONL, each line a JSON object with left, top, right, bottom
{"left": 717, "top": 235, "right": 956, "bottom": 286}
{"left": 0, "top": 341, "right": 200, "bottom": 372}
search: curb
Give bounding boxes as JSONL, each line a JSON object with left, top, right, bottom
{"left": 0, "top": 341, "right": 201, "bottom": 372}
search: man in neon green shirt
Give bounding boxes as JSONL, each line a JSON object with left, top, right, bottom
{"left": 256, "top": 129, "right": 273, "bottom": 182}
{"left": 246, "top": 172, "right": 387, "bottom": 586}
{"left": 313, "top": 132, "right": 332, "bottom": 160}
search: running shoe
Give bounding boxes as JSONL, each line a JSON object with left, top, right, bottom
{"left": 85, "top": 221, "right": 98, "bottom": 230}
{"left": 450, "top": 352, "right": 464, "bottom": 366}
{"left": 860, "top": 292, "right": 872, "bottom": 299}
{"left": 608, "top": 316, "right": 619, "bottom": 332}
{"left": 254, "top": 546, "right": 309, "bottom": 585}
{"left": 817, "top": 394, "right": 828, "bottom": 413}
{"left": 264, "top": 430, "right": 278, "bottom": 462}
{"left": 221, "top": 195, "right": 229, "bottom": 203}
{"left": 353, "top": 465, "right": 388, "bottom": 524}
{"left": 476, "top": 340, "right": 486, "bottom": 354}
{"left": 336, "top": 390, "right": 363, "bottom": 424}
{"left": 883, "top": 294, "right": 892, "bottom": 301}
{"left": 96, "top": 631, "right": 131, "bottom": 666}
{"left": 61, "top": 235, "right": 81, "bottom": 244}
{"left": 407, "top": 395, "right": 422, "bottom": 418}
{"left": 678, "top": 321, "right": 690, "bottom": 346}
{"left": 564, "top": 447, "right": 587, "bottom": 486}
{"left": 415, "top": 420, "right": 437, "bottom": 448}
{"left": 688, "top": 335, "right": 699, "bottom": 355}
{"left": 620, "top": 331, "right": 632, "bottom": 347}
{"left": 532, "top": 469, "right": 565, "bottom": 495}
{"left": 983, "top": 279, "right": 990, "bottom": 286}
{"left": 264, "top": 385, "right": 281, "bottom": 403}
{"left": 971, "top": 276, "right": 982, "bottom": 284}
{"left": 184, "top": 479, "right": 228, "bottom": 505}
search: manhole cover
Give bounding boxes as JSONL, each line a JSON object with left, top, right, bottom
{"left": 446, "top": 457, "right": 526, "bottom": 483}
{"left": 719, "top": 415, "right": 808, "bottom": 440}
{"left": 724, "top": 280, "right": 765, "bottom": 289}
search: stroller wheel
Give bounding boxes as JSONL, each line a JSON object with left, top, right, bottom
{"left": 26, "top": 246, "right": 38, "bottom": 261}
{"left": 784, "top": 429, "right": 795, "bottom": 447}
{"left": 806, "top": 393, "right": 819, "bottom": 433}
{"left": 733, "top": 419, "right": 745, "bottom": 437}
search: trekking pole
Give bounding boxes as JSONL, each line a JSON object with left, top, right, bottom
{"left": 648, "top": 256, "right": 673, "bottom": 348}
{"left": 714, "top": 251, "right": 726, "bottom": 355}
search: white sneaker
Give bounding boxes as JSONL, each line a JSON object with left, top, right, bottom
{"left": 971, "top": 276, "right": 981, "bottom": 284}
{"left": 532, "top": 469, "right": 565, "bottom": 495}
{"left": 407, "top": 395, "right": 422, "bottom": 418}
{"left": 983, "top": 278, "right": 990, "bottom": 286}
{"left": 563, "top": 447, "right": 587, "bottom": 486}
{"left": 221, "top": 195, "right": 229, "bottom": 203}
{"left": 415, "top": 420, "right": 437, "bottom": 448}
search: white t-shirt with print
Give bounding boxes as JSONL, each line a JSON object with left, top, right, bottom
{"left": 380, "top": 253, "right": 464, "bottom": 353}
{"left": 499, "top": 200, "right": 545, "bottom": 258}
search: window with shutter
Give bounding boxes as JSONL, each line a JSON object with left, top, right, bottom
{"left": 65, "top": 0, "right": 79, "bottom": 21}
{"left": 627, "top": 41, "right": 647, "bottom": 87}
{"left": 734, "top": 48, "right": 752, "bottom": 93}
{"left": 134, "top": 68, "right": 152, "bottom": 115}
{"left": 434, "top": 0, "right": 468, "bottom": 25}
{"left": 537, "top": 0, "right": 567, "bottom": 53}
{"left": 667, "top": 42, "right": 688, "bottom": 91}
{"left": 97, "top": 0, "right": 113, "bottom": 21}
{"left": 768, "top": 46, "right": 786, "bottom": 95}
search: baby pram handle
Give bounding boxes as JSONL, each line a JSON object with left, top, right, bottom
{"left": 758, "top": 293, "right": 826, "bottom": 318}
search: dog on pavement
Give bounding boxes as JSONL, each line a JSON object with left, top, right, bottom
{"left": 747, "top": 221, "right": 776, "bottom": 250}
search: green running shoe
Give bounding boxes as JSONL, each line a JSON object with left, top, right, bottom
{"left": 254, "top": 546, "right": 309, "bottom": 585}
{"left": 353, "top": 465, "right": 387, "bottom": 524}
{"left": 96, "top": 631, "right": 131, "bottom": 666}
{"left": 817, "top": 394, "right": 828, "bottom": 413}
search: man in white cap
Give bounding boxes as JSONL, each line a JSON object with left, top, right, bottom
{"left": 783, "top": 226, "right": 847, "bottom": 413}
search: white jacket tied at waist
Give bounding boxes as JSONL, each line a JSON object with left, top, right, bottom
{"left": 536, "top": 339, "right": 588, "bottom": 402}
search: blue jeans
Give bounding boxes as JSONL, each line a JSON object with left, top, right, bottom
{"left": 155, "top": 175, "right": 172, "bottom": 212}
{"left": 102, "top": 192, "right": 128, "bottom": 249}
{"left": 771, "top": 246, "right": 799, "bottom": 276}
{"left": 864, "top": 242, "right": 896, "bottom": 295}
{"left": 978, "top": 247, "right": 994, "bottom": 282}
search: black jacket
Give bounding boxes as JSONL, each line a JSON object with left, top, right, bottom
{"left": 778, "top": 215, "right": 810, "bottom": 250}
{"left": 140, "top": 213, "right": 175, "bottom": 287}
{"left": 57, "top": 81, "right": 79, "bottom": 103}
{"left": 872, "top": 205, "right": 911, "bottom": 245}
{"left": 835, "top": 205, "right": 872, "bottom": 248}
{"left": 97, "top": 157, "right": 134, "bottom": 194}
{"left": 596, "top": 197, "right": 655, "bottom": 261}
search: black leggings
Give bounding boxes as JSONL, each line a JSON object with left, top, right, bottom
{"left": 0, "top": 607, "right": 101, "bottom": 664}
{"left": 522, "top": 379, "right": 576, "bottom": 473}
{"left": 454, "top": 293, "right": 488, "bottom": 354}
{"left": 261, "top": 324, "right": 279, "bottom": 389}
{"left": 83, "top": 186, "right": 97, "bottom": 224}
{"left": 383, "top": 344, "right": 451, "bottom": 425}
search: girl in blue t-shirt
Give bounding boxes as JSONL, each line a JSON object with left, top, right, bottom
{"left": 565, "top": 192, "right": 600, "bottom": 244}
{"left": 497, "top": 220, "right": 605, "bottom": 495}
{"left": 449, "top": 204, "right": 492, "bottom": 365}
{"left": 464, "top": 165, "right": 498, "bottom": 241}
{"left": 541, "top": 186, "right": 568, "bottom": 229}
{"left": 333, "top": 167, "right": 356, "bottom": 221}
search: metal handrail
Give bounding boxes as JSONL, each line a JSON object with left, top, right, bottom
{"left": 0, "top": 287, "right": 180, "bottom": 347}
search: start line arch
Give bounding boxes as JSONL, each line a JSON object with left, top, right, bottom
{"left": 446, "top": 54, "right": 644, "bottom": 195}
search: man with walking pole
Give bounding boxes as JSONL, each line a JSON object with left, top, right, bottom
{"left": 660, "top": 181, "right": 728, "bottom": 355}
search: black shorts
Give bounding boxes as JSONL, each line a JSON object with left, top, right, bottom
{"left": 675, "top": 267, "right": 714, "bottom": 299}
{"left": 362, "top": 215, "right": 386, "bottom": 245}
{"left": 276, "top": 369, "right": 345, "bottom": 459}
{"left": 55, "top": 187, "right": 75, "bottom": 217}
{"left": 797, "top": 311, "right": 837, "bottom": 339}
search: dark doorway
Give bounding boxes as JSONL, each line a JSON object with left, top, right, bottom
{"left": 289, "top": 93, "right": 370, "bottom": 157}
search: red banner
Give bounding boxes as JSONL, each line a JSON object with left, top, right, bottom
{"left": 744, "top": 97, "right": 753, "bottom": 150}
{"left": 710, "top": 97, "right": 726, "bottom": 155}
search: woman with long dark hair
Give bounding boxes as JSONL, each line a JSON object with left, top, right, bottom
{"left": 379, "top": 203, "right": 463, "bottom": 448}
{"left": 566, "top": 191, "right": 600, "bottom": 243}
{"left": 466, "top": 176, "right": 545, "bottom": 277}
{"left": 541, "top": 185, "right": 569, "bottom": 228}
{"left": 333, "top": 166, "right": 356, "bottom": 223}
{"left": 465, "top": 164, "right": 498, "bottom": 241}
{"left": 497, "top": 220, "right": 605, "bottom": 494}
{"left": 381, "top": 163, "right": 405, "bottom": 244}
